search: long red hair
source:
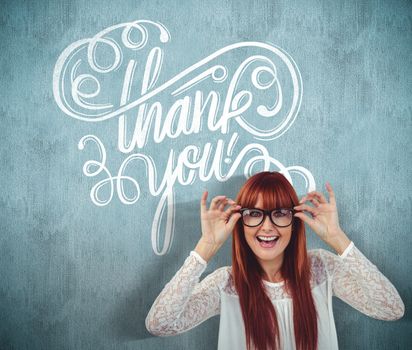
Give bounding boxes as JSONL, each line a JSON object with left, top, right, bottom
{"left": 231, "top": 171, "right": 318, "bottom": 350}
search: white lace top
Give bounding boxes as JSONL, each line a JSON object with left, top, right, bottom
{"left": 145, "top": 242, "right": 404, "bottom": 349}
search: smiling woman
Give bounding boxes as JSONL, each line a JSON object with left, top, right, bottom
{"left": 229, "top": 171, "right": 316, "bottom": 349}
{"left": 145, "top": 171, "right": 405, "bottom": 350}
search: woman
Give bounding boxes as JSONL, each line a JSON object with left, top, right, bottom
{"left": 145, "top": 171, "right": 404, "bottom": 350}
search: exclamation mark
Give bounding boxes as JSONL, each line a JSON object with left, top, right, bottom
{"left": 224, "top": 132, "right": 239, "bottom": 164}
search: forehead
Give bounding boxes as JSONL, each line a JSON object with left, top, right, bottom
{"left": 254, "top": 194, "right": 265, "bottom": 207}
{"left": 251, "top": 192, "right": 291, "bottom": 209}
{"left": 241, "top": 179, "right": 294, "bottom": 209}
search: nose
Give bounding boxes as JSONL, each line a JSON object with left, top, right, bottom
{"left": 261, "top": 213, "right": 275, "bottom": 230}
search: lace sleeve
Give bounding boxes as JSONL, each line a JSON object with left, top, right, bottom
{"left": 145, "top": 251, "right": 228, "bottom": 336}
{"left": 318, "top": 241, "right": 405, "bottom": 321}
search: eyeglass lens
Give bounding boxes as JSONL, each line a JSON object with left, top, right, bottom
{"left": 242, "top": 209, "right": 293, "bottom": 227}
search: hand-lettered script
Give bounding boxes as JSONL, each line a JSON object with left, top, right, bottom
{"left": 53, "top": 20, "right": 315, "bottom": 255}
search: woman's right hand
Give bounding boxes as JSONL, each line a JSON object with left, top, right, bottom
{"left": 199, "top": 191, "right": 242, "bottom": 247}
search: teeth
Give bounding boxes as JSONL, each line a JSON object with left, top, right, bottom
{"left": 257, "top": 236, "right": 279, "bottom": 241}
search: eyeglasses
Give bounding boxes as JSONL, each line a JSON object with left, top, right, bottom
{"left": 239, "top": 208, "right": 296, "bottom": 227}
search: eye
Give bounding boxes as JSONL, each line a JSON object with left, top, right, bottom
{"left": 245, "top": 209, "right": 262, "bottom": 217}
{"left": 272, "top": 209, "right": 290, "bottom": 218}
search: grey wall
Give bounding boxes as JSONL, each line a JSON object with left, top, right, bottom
{"left": 1, "top": 0, "right": 411, "bottom": 349}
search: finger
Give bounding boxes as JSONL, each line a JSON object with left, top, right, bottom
{"left": 218, "top": 198, "right": 235, "bottom": 211}
{"left": 310, "top": 197, "right": 320, "bottom": 207}
{"left": 224, "top": 203, "right": 241, "bottom": 215}
{"left": 200, "top": 191, "right": 208, "bottom": 214}
{"left": 218, "top": 198, "right": 229, "bottom": 211}
{"left": 227, "top": 212, "right": 242, "bottom": 230}
{"left": 210, "top": 195, "right": 227, "bottom": 210}
{"left": 326, "top": 182, "right": 336, "bottom": 206}
{"left": 300, "top": 196, "right": 320, "bottom": 207}
{"left": 294, "top": 204, "right": 318, "bottom": 216}
{"left": 304, "top": 191, "right": 327, "bottom": 204}
{"left": 294, "top": 211, "right": 317, "bottom": 228}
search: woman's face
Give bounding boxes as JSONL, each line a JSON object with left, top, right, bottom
{"left": 243, "top": 194, "right": 293, "bottom": 265}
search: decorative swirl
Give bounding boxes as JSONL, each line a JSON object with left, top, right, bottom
{"left": 53, "top": 19, "right": 301, "bottom": 142}
{"left": 121, "top": 20, "right": 170, "bottom": 49}
{"left": 172, "top": 65, "right": 228, "bottom": 96}
{"left": 78, "top": 135, "right": 114, "bottom": 206}
{"left": 78, "top": 135, "right": 147, "bottom": 205}
{"left": 53, "top": 20, "right": 170, "bottom": 121}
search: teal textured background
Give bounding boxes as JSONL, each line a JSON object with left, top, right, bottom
{"left": 0, "top": 0, "right": 411, "bottom": 349}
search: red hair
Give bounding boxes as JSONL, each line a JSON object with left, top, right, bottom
{"left": 231, "top": 171, "right": 318, "bottom": 350}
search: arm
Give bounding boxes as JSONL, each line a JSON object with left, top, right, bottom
{"left": 294, "top": 183, "right": 404, "bottom": 320}
{"left": 319, "top": 242, "right": 405, "bottom": 321}
{"left": 145, "top": 251, "right": 227, "bottom": 336}
{"left": 145, "top": 191, "right": 241, "bottom": 336}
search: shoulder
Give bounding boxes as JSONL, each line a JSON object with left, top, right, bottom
{"left": 308, "top": 247, "right": 338, "bottom": 264}
{"left": 308, "top": 248, "right": 324, "bottom": 266}
{"left": 202, "top": 265, "right": 232, "bottom": 287}
{"left": 307, "top": 248, "right": 329, "bottom": 285}
{"left": 209, "top": 266, "right": 238, "bottom": 295}
{"left": 213, "top": 265, "right": 232, "bottom": 277}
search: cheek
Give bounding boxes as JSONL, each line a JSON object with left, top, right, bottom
{"left": 244, "top": 228, "right": 257, "bottom": 242}
{"left": 282, "top": 229, "right": 293, "bottom": 242}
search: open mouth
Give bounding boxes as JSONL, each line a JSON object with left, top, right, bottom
{"left": 256, "top": 236, "right": 279, "bottom": 248}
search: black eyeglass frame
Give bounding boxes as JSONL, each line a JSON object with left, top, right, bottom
{"left": 239, "top": 207, "right": 297, "bottom": 228}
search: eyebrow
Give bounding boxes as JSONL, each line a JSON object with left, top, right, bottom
{"left": 247, "top": 207, "right": 291, "bottom": 210}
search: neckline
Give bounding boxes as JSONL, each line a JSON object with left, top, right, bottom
{"left": 263, "top": 279, "right": 285, "bottom": 287}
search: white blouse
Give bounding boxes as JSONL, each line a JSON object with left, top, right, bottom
{"left": 145, "top": 242, "right": 404, "bottom": 349}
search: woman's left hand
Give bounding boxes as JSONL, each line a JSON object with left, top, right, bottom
{"left": 293, "top": 182, "right": 344, "bottom": 244}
